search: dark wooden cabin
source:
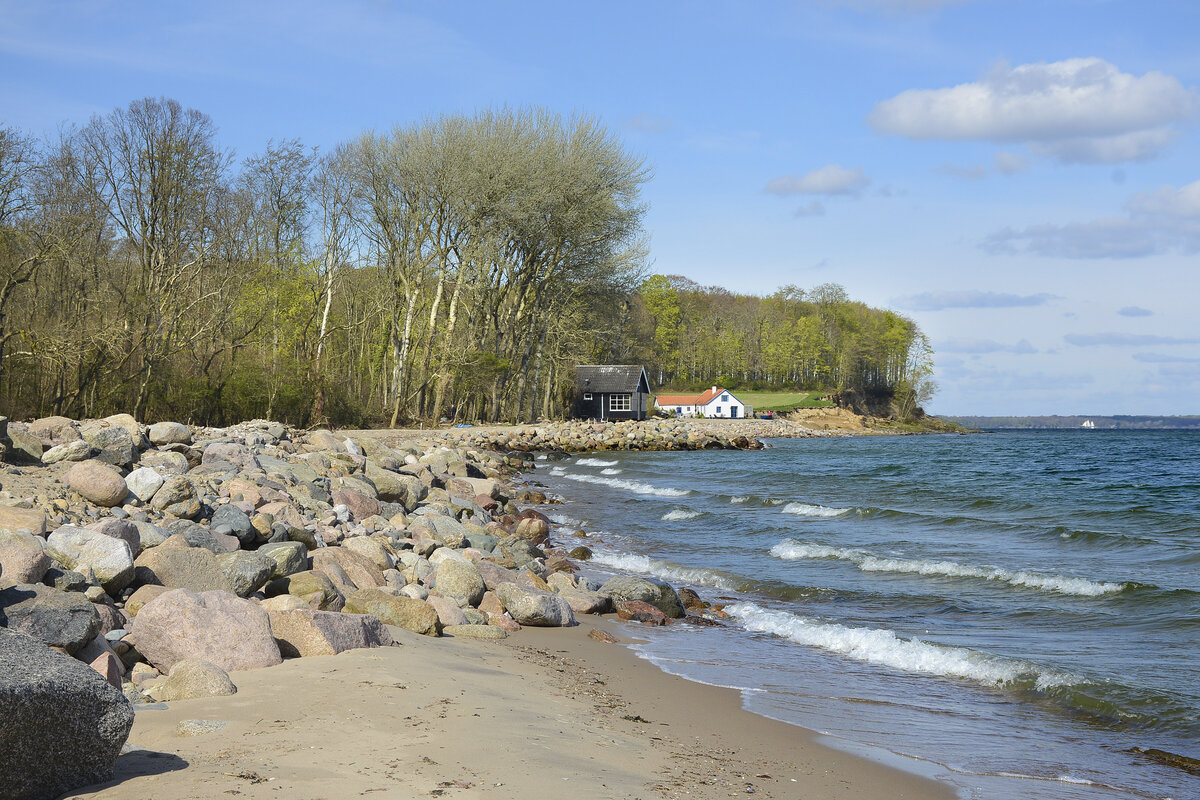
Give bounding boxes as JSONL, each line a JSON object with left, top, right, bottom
{"left": 572, "top": 365, "right": 652, "bottom": 421}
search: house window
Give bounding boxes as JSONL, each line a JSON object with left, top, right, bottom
{"left": 583, "top": 393, "right": 593, "bottom": 401}
{"left": 610, "top": 393, "right": 631, "bottom": 411}
{"left": 721, "top": 394, "right": 729, "bottom": 402}
{"left": 716, "top": 406, "right": 722, "bottom": 415}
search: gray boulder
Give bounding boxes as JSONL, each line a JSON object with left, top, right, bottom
{"left": 0, "top": 628, "right": 134, "bottom": 800}
{"left": 41, "top": 439, "right": 93, "bottom": 464}
{"left": 133, "top": 546, "right": 235, "bottom": 594}
{"left": 0, "top": 529, "right": 51, "bottom": 584}
{"left": 80, "top": 423, "right": 136, "bottom": 467}
{"left": 44, "top": 525, "right": 135, "bottom": 593}
{"left": 211, "top": 503, "right": 255, "bottom": 545}
{"left": 432, "top": 558, "right": 486, "bottom": 607}
{"left": 148, "top": 421, "right": 192, "bottom": 446}
{"left": 147, "top": 658, "right": 236, "bottom": 701}
{"left": 215, "top": 551, "right": 274, "bottom": 597}
{"left": 599, "top": 575, "right": 685, "bottom": 618}
{"left": 256, "top": 541, "right": 308, "bottom": 580}
{"left": 150, "top": 475, "right": 201, "bottom": 519}
{"left": 267, "top": 608, "right": 394, "bottom": 657}
{"left": 0, "top": 583, "right": 102, "bottom": 655}
{"left": 124, "top": 466, "right": 165, "bottom": 502}
{"left": 495, "top": 583, "right": 576, "bottom": 627}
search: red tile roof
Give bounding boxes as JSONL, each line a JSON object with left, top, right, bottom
{"left": 655, "top": 394, "right": 701, "bottom": 405}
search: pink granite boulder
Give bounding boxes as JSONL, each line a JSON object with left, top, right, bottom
{"left": 129, "top": 588, "right": 281, "bottom": 673}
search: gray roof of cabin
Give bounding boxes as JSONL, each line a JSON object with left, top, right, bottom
{"left": 575, "top": 365, "right": 649, "bottom": 393}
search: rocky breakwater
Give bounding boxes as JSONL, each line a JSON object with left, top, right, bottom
{"left": 436, "top": 417, "right": 820, "bottom": 454}
{"left": 0, "top": 414, "right": 715, "bottom": 799}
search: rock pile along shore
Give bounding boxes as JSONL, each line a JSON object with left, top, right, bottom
{"left": 430, "top": 416, "right": 827, "bottom": 453}
{"left": 0, "top": 413, "right": 762, "bottom": 800}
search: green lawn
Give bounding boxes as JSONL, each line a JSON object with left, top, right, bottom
{"left": 732, "top": 390, "right": 835, "bottom": 412}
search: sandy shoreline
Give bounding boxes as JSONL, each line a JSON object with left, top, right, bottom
{"left": 67, "top": 614, "right": 954, "bottom": 799}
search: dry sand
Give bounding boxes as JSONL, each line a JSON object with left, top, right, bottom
{"left": 67, "top": 616, "right": 954, "bottom": 800}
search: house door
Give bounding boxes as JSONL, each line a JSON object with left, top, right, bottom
{"left": 730, "top": 406, "right": 738, "bottom": 418}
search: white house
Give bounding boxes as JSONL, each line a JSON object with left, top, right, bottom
{"left": 654, "top": 386, "right": 747, "bottom": 419}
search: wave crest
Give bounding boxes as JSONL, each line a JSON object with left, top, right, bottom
{"left": 782, "top": 502, "right": 851, "bottom": 518}
{"left": 564, "top": 473, "right": 690, "bottom": 497}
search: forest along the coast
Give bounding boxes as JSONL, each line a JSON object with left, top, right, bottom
{"left": 0, "top": 99, "right": 933, "bottom": 428}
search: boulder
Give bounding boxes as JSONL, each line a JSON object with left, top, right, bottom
{"left": 340, "top": 536, "right": 394, "bottom": 571}
{"left": 79, "top": 422, "right": 136, "bottom": 467}
{"left": 27, "top": 415, "right": 81, "bottom": 448}
{"left": 138, "top": 449, "right": 190, "bottom": 474}
{"left": 134, "top": 546, "right": 235, "bottom": 594}
{"left": 267, "top": 608, "right": 394, "bottom": 657}
{"left": 44, "top": 525, "right": 135, "bottom": 593}
{"left": 150, "top": 475, "right": 201, "bottom": 519}
{"left": 6, "top": 424, "right": 43, "bottom": 464}
{"left": 331, "top": 488, "right": 381, "bottom": 521}
{"left": 201, "top": 441, "right": 259, "bottom": 471}
{"left": 344, "top": 588, "right": 439, "bottom": 636}
{"left": 211, "top": 503, "right": 255, "bottom": 546}
{"left": 365, "top": 462, "right": 427, "bottom": 509}
{"left": 599, "top": 575, "right": 685, "bottom": 618}
{"left": 427, "top": 595, "right": 468, "bottom": 627}
{"left": 147, "top": 658, "right": 237, "bottom": 701}
{"left": 148, "top": 421, "right": 192, "bottom": 446}
{"left": 0, "top": 628, "right": 134, "bottom": 800}
{"left": 124, "top": 584, "right": 169, "bottom": 617}
{"left": 63, "top": 461, "right": 129, "bottom": 507}
{"left": 312, "top": 547, "right": 383, "bottom": 590}
{"left": 86, "top": 517, "right": 141, "bottom": 556}
{"left": 495, "top": 584, "right": 576, "bottom": 627}
{"left": 257, "top": 541, "right": 308, "bottom": 580}
{"left": 215, "top": 551, "right": 274, "bottom": 597}
{"left": 265, "top": 570, "right": 345, "bottom": 611}
{"left": 615, "top": 599, "right": 671, "bottom": 625}
{"left": 124, "top": 467, "right": 165, "bottom": 502}
{"left": 0, "top": 505, "right": 47, "bottom": 536}
{"left": 432, "top": 558, "right": 486, "bottom": 607}
{"left": 0, "top": 529, "right": 51, "bottom": 584}
{"left": 513, "top": 517, "right": 550, "bottom": 544}
{"left": 442, "top": 624, "right": 507, "bottom": 640}
{"left": 0, "top": 583, "right": 102, "bottom": 655}
{"left": 42, "top": 440, "right": 94, "bottom": 463}
{"left": 129, "top": 589, "right": 282, "bottom": 673}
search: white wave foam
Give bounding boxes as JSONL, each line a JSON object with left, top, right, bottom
{"left": 547, "top": 513, "right": 584, "bottom": 529}
{"left": 576, "top": 458, "right": 618, "bottom": 467}
{"left": 782, "top": 502, "right": 851, "bottom": 518}
{"left": 726, "top": 602, "right": 1076, "bottom": 689}
{"left": 662, "top": 509, "right": 701, "bottom": 521}
{"left": 730, "top": 496, "right": 749, "bottom": 504}
{"left": 549, "top": 466, "right": 567, "bottom": 476}
{"left": 590, "top": 550, "right": 738, "bottom": 591}
{"left": 564, "top": 473, "right": 690, "bottom": 497}
{"left": 600, "top": 468, "right": 622, "bottom": 475}
{"left": 769, "top": 541, "right": 1126, "bottom": 597}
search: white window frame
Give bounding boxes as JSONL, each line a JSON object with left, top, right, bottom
{"left": 583, "top": 392, "right": 593, "bottom": 401}
{"left": 609, "top": 393, "right": 631, "bottom": 412}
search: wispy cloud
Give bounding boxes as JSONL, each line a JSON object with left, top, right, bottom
{"left": 994, "top": 151, "right": 1030, "bottom": 175}
{"left": 1065, "top": 333, "right": 1200, "bottom": 347}
{"left": 1118, "top": 306, "right": 1153, "bottom": 317}
{"left": 937, "top": 338, "right": 1037, "bottom": 354}
{"left": 934, "top": 163, "right": 987, "bottom": 180}
{"left": 765, "top": 164, "right": 870, "bottom": 196}
{"left": 893, "top": 290, "right": 1059, "bottom": 311}
{"left": 868, "top": 58, "right": 1197, "bottom": 164}
{"left": 1133, "top": 352, "right": 1200, "bottom": 363}
{"left": 626, "top": 114, "right": 673, "bottom": 133}
{"left": 982, "top": 178, "right": 1200, "bottom": 259}
{"left": 793, "top": 201, "right": 827, "bottom": 217}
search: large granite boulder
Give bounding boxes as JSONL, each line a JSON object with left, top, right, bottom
{"left": 215, "top": 551, "right": 274, "bottom": 597}
{"left": 63, "top": 461, "right": 128, "bottom": 507}
{"left": 150, "top": 475, "right": 201, "bottom": 519}
{"left": 331, "top": 488, "right": 381, "bottom": 521}
{"left": 147, "top": 658, "right": 237, "bottom": 701}
{"left": 124, "top": 467, "right": 164, "bottom": 502}
{"left": 129, "top": 589, "right": 282, "bottom": 673}
{"left": 257, "top": 541, "right": 308, "bottom": 580}
{"left": 201, "top": 441, "right": 259, "bottom": 471}
{"left": 41, "top": 440, "right": 93, "bottom": 464}
{"left": 312, "top": 547, "right": 383, "bottom": 590}
{"left": 495, "top": 583, "right": 576, "bottom": 627}
{"left": 79, "top": 420, "right": 137, "bottom": 467}
{"left": 265, "top": 570, "right": 345, "bottom": 611}
{"left": 599, "top": 575, "right": 685, "bottom": 618}
{"left": 147, "top": 421, "right": 192, "bottom": 446}
{"left": 344, "top": 588, "right": 439, "bottom": 636}
{"left": 134, "top": 545, "right": 235, "bottom": 594}
{"left": 267, "top": 608, "right": 394, "bottom": 657}
{"left": 0, "top": 628, "right": 134, "bottom": 800}
{"left": 86, "top": 517, "right": 141, "bottom": 556}
{"left": 44, "top": 525, "right": 135, "bottom": 593}
{"left": 0, "top": 583, "right": 102, "bottom": 655}
{"left": 432, "top": 558, "right": 486, "bottom": 607}
{"left": 27, "top": 415, "right": 81, "bottom": 448}
{"left": 0, "top": 505, "right": 47, "bottom": 536}
{"left": 0, "top": 529, "right": 51, "bottom": 584}
{"left": 211, "top": 503, "right": 255, "bottom": 546}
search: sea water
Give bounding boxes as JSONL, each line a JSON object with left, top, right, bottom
{"left": 535, "top": 431, "right": 1200, "bottom": 800}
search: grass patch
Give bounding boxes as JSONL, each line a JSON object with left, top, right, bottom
{"left": 735, "top": 390, "right": 834, "bottom": 412}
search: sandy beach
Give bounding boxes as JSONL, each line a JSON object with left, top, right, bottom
{"left": 66, "top": 614, "right": 953, "bottom": 800}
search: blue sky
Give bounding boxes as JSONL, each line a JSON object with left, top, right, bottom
{"left": 3, "top": 0, "right": 1198, "bottom": 415}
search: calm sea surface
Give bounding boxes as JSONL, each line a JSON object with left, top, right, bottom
{"left": 534, "top": 431, "right": 1200, "bottom": 800}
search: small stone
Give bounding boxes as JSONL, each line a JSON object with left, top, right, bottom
{"left": 588, "top": 628, "right": 620, "bottom": 644}
{"left": 64, "top": 460, "right": 129, "bottom": 507}
{"left": 148, "top": 659, "right": 237, "bottom": 701}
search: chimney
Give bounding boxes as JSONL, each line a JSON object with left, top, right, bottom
{"left": 711, "top": 386, "right": 718, "bottom": 393}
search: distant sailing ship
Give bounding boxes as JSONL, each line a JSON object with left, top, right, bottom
{"left": 1081, "top": 419, "right": 1096, "bottom": 429}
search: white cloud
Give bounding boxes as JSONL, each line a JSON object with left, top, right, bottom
{"left": 765, "top": 164, "right": 870, "bottom": 196}
{"left": 993, "top": 151, "right": 1030, "bottom": 175}
{"left": 1065, "top": 333, "right": 1200, "bottom": 347}
{"left": 868, "top": 58, "right": 1197, "bottom": 163}
{"left": 893, "top": 290, "right": 1058, "bottom": 311}
{"left": 1133, "top": 353, "right": 1200, "bottom": 364}
{"left": 1118, "top": 306, "right": 1153, "bottom": 317}
{"left": 1126, "top": 179, "right": 1200, "bottom": 218}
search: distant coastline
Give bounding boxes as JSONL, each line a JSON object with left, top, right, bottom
{"left": 941, "top": 415, "right": 1200, "bottom": 430}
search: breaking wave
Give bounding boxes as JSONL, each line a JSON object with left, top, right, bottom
{"left": 662, "top": 509, "right": 702, "bottom": 521}
{"left": 589, "top": 550, "right": 739, "bottom": 591}
{"left": 600, "top": 468, "right": 622, "bottom": 475}
{"left": 576, "top": 458, "right": 618, "bottom": 467}
{"left": 563, "top": 473, "right": 690, "bottom": 497}
{"left": 769, "top": 541, "right": 1127, "bottom": 597}
{"left": 782, "top": 502, "right": 852, "bottom": 518}
{"left": 725, "top": 601, "right": 1079, "bottom": 689}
